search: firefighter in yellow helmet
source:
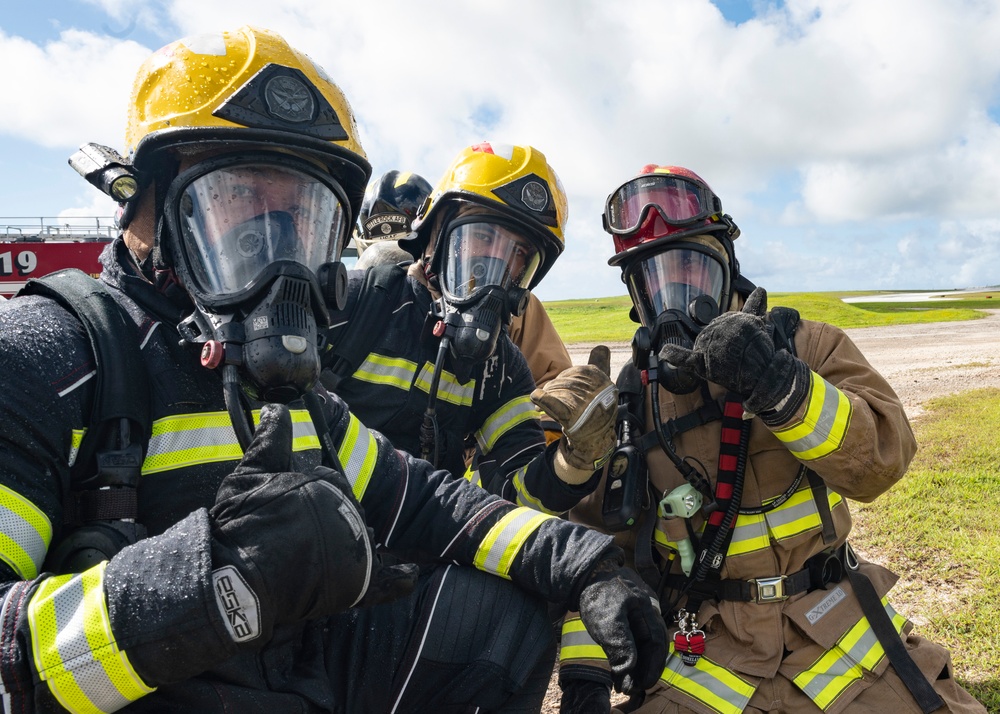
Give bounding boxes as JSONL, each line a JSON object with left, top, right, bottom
{"left": 556, "top": 165, "right": 985, "bottom": 713}
{"left": 322, "top": 142, "right": 618, "bottom": 515}
{"left": 353, "top": 167, "right": 574, "bottom": 392}
{"left": 0, "top": 29, "right": 669, "bottom": 711}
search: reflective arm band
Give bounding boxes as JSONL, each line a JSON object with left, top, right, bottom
{"left": 475, "top": 396, "right": 539, "bottom": 454}
{"left": 28, "top": 563, "right": 155, "bottom": 713}
{"left": 0, "top": 484, "right": 52, "bottom": 580}
{"left": 473, "top": 507, "right": 555, "bottom": 579}
{"left": 354, "top": 353, "right": 418, "bottom": 391}
{"left": 336, "top": 412, "right": 379, "bottom": 502}
{"left": 511, "top": 465, "right": 562, "bottom": 515}
{"left": 771, "top": 372, "right": 853, "bottom": 461}
{"left": 559, "top": 615, "right": 609, "bottom": 664}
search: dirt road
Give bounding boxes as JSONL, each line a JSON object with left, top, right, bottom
{"left": 543, "top": 311, "right": 1000, "bottom": 712}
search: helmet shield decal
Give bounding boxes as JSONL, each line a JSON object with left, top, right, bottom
{"left": 362, "top": 212, "right": 411, "bottom": 241}
{"left": 214, "top": 63, "right": 349, "bottom": 140}
{"left": 166, "top": 152, "right": 349, "bottom": 306}
{"left": 491, "top": 173, "right": 559, "bottom": 228}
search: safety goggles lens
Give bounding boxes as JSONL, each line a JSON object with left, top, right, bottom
{"left": 628, "top": 248, "right": 725, "bottom": 326}
{"left": 176, "top": 162, "right": 348, "bottom": 298}
{"left": 442, "top": 221, "right": 541, "bottom": 300}
{"left": 606, "top": 175, "right": 719, "bottom": 235}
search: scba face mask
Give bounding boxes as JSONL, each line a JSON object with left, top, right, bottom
{"left": 166, "top": 152, "right": 351, "bottom": 404}
{"left": 437, "top": 215, "right": 540, "bottom": 367}
{"left": 626, "top": 243, "right": 729, "bottom": 394}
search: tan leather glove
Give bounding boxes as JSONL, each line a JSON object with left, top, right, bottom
{"left": 531, "top": 364, "right": 618, "bottom": 484}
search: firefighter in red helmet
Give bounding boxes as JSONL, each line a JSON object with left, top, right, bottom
{"left": 556, "top": 165, "right": 985, "bottom": 713}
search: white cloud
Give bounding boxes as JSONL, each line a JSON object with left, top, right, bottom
{"left": 5, "top": 0, "right": 1000, "bottom": 297}
{"left": 0, "top": 29, "right": 150, "bottom": 149}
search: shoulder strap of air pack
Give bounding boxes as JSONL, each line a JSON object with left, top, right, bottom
{"left": 19, "top": 269, "right": 151, "bottom": 493}
{"left": 321, "top": 263, "right": 408, "bottom": 390}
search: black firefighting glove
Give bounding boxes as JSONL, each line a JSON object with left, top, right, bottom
{"left": 574, "top": 555, "right": 667, "bottom": 695}
{"left": 531, "top": 364, "right": 618, "bottom": 484}
{"left": 209, "top": 404, "right": 418, "bottom": 646}
{"left": 658, "top": 287, "right": 807, "bottom": 415}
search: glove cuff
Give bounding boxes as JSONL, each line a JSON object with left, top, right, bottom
{"left": 553, "top": 441, "right": 603, "bottom": 484}
{"left": 744, "top": 350, "right": 808, "bottom": 418}
{"left": 104, "top": 509, "right": 239, "bottom": 687}
{"left": 566, "top": 546, "right": 625, "bottom": 612}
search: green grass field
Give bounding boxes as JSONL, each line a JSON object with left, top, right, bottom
{"left": 543, "top": 291, "right": 995, "bottom": 343}
{"left": 852, "top": 389, "right": 1000, "bottom": 710}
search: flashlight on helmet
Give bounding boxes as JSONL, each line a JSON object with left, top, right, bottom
{"left": 69, "top": 143, "right": 141, "bottom": 203}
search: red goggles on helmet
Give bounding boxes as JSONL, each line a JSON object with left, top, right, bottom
{"left": 603, "top": 174, "right": 723, "bottom": 238}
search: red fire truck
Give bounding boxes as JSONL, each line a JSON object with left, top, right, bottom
{"left": 0, "top": 218, "right": 112, "bottom": 299}
{"left": 0, "top": 216, "right": 360, "bottom": 300}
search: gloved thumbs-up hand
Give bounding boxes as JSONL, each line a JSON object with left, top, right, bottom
{"left": 210, "top": 404, "right": 417, "bottom": 646}
{"left": 658, "top": 288, "right": 801, "bottom": 414}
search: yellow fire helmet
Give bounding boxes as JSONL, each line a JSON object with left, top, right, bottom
{"left": 402, "top": 142, "right": 568, "bottom": 291}
{"left": 125, "top": 26, "right": 371, "bottom": 219}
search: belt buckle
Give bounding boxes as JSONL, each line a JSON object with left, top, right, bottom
{"left": 751, "top": 576, "right": 788, "bottom": 603}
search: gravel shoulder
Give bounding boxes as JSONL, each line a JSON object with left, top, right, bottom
{"left": 567, "top": 309, "right": 1000, "bottom": 421}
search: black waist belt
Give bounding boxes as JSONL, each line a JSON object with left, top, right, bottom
{"left": 665, "top": 543, "right": 945, "bottom": 714}
{"left": 666, "top": 547, "right": 846, "bottom": 604}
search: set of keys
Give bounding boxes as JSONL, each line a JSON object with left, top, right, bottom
{"left": 672, "top": 608, "right": 705, "bottom": 666}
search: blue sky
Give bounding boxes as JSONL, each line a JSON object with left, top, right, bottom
{"left": 2, "top": 0, "right": 1000, "bottom": 300}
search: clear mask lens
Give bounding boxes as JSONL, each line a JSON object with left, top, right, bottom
{"left": 629, "top": 248, "right": 725, "bottom": 326}
{"left": 441, "top": 221, "right": 541, "bottom": 301}
{"left": 175, "top": 161, "right": 348, "bottom": 299}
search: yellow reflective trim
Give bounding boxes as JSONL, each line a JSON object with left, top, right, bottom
{"left": 0, "top": 484, "right": 52, "bottom": 579}
{"left": 512, "top": 465, "right": 560, "bottom": 515}
{"left": 793, "top": 598, "right": 906, "bottom": 710}
{"left": 286, "top": 409, "right": 322, "bottom": 452}
{"left": 68, "top": 428, "right": 86, "bottom": 467}
{"left": 475, "top": 396, "right": 539, "bottom": 453}
{"left": 336, "top": 412, "right": 378, "bottom": 501}
{"left": 794, "top": 389, "right": 852, "bottom": 461}
{"left": 354, "top": 353, "right": 418, "bottom": 390}
{"left": 726, "top": 513, "right": 770, "bottom": 556}
{"left": 473, "top": 508, "right": 554, "bottom": 579}
{"left": 661, "top": 645, "right": 756, "bottom": 714}
{"left": 142, "top": 412, "right": 242, "bottom": 474}
{"left": 560, "top": 644, "right": 609, "bottom": 660}
{"left": 773, "top": 373, "right": 853, "bottom": 461}
{"left": 28, "top": 564, "right": 154, "bottom": 713}
{"left": 414, "top": 362, "right": 475, "bottom": 407}
{"left": 559, "top": 616, "right": 610, "bottom": 663}
{"left": 141, "top": 410, "right": 318, "bottom": 475}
